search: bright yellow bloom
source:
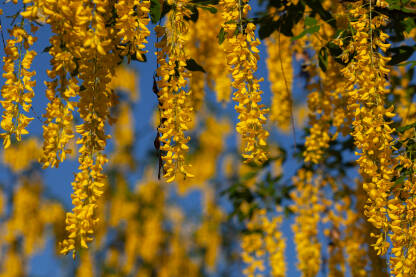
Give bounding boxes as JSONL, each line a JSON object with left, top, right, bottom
{"left": 0, "top": 26, "right": 37, "bottom": 148}
{"left": 115, "top": 0, "right": 151, "bottom": 62}
{"left": 60, "top": 0, "right": 124, "bottom": 258}
{"left": 220, "top": 0, "right": 269, "bottom": 165}
{"left": 155, "top": 1, "right": 195, "bottom": 182}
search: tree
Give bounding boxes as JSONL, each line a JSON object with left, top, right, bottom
{"left": 0, "top": 0, "right": 415, "bottom": 276}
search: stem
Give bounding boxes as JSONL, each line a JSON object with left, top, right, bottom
{"left": 238, "top": 0, "right": 243, "bottom": 34}
{"left": 277, "top": 30, "right": 297, "bottom": 148}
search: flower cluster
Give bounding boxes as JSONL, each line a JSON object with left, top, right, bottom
{"left": 115, "top": 0, "right": 151, "bottom": 62}
{"left": 1, "top": 0, "right": 153, "bottom": 259}
{"left": 303, "top": 61, "right": 347, "bottom": 164}
{"left": 38, "top": 0, "right": 80, "bottom": 168}
{"left": 155, "top": 0, "right": 195, "bottom": 183}
{"left": 196, "top": 187, "right": 224, "bottom": 270}
{"left": 2, "top": 137, "right": 40, "bottom": 172}
{"left": 2, "top": 177, "right": 65, "bottom": 260}
{"left": 0, "top": 25, "right": 37, "bottom": 148}
{"left": 59, "top": 0, "right": 126, "bottom": 257}
{"left": 291, "top": 169, "right": 323, "bottom": 276}
{"left": 177, "top": 117, "right": 230, "bottom": 194}
{"left": 220, "top": 0, "right": 269, "bottom": 165}
{"left": 241, "top": 208, "right": 286, "bottom": 277}
{"left": 338, "top": 2, "right": 416, "bottom": 275}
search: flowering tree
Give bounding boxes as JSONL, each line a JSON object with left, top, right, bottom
{"left": 0, "top": 0, "right": 415, "bottom": 276}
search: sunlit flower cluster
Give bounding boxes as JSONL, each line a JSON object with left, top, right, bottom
{"left": 220, "top": 0, "right": 269, "bottom": 165}
{"left": 1, "top": 25, "right": 37, "bottom": 148}
{"left": 115, "top": 0, "right": 151, "bottom": 62}
{"left": 155, "top": 0, "right": 195, "bottom": 182}
{"left": 341, "top": 0, "right": 395, "bottom": 260}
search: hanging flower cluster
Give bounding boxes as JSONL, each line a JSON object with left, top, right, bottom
{"left": 220, "top": 0, "right": 269, "bottom": 165}
{"left": 241, "top": 208, "right": 286, "bottom": 277}
{"left": 36, "top": 0, "right": 80, "bottom": 169}
{"left": 59, "top": 2, "right": 115, "bottom": 258}
{"left": 55, "top": 0, "right": 151, "bottom": 257}
{"left": 303, "top": 59, "right": 349, "bottom": 164}
{"left": 155, "top": 0, "right": 195, "bottom": 183}
{"left": 0, "top": 25, "right": 37, "bottom": 148}
{"left": 291, "top": 169, "right": 323, "bottom": 276}
{"left": 340, "top": 0, "right": 396, "bottom": 262}
{"left": 2, "top": 137, "right": 40, "bottom": 172}
{"left": 115, "top": 0, "right": 151, "bottom": 62}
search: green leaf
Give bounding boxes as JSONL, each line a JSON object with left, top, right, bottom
{"left": 327, "top": 41, "right": 342, "bottom": 56}
{"left": 291, "top": 25, "right": 320, "bottom": 41}
{"left": 280, "top": 2, "right": 305, "bottom": 37}
{"left": 397, "top": 122, "right": 416, "bottom": 133}
{"left": 218, "top": 27, "right": 225, "bottom": 45}
{"left": 190, "top": 0, "right": 219, "bottom": 4}
{"left": 334, "top": 29, "right": 344, "bottom": 39}
{"left": 291, "top": 16, "right": 320, "bottom": 42}
{"left": 394, "top": 175, "right": 406, "bottom": 185}
{"left": 198, "top": 5, "right": 217, "bottom": 13}
{"left": 388, "top": 45, "right": 415, "bottom": 65}
{"left": 184, "top": 5, "right": 199, "bottom": 22}
{"left": 304, "top": 16, "right": 317, "bottom": 27}
{"left": 258, "top": 16, "right": 277, "bottom": 40}
{"left": 304, "top": 0, "right": 336, "bottom": 28}
{"left": 318, "top": 46, "right": 328, "bottom": 72}
{"left": 240, "top": 171, "right": 257, "bottom": 182}
{"left": 185, "top": 59, "right": 206, "bottom": 72}
{"left": 161, "top": 3, "right": 172, "bottom": 19}
{"left": 284, "top": 206, "right": 294, "bottom": 218}
{"left": 326, "top": 41, "right": 350, "bottom": 66}
{"left": 403, "top": 18, "right": 416, "bottom": 33}
{"left": 258, "top": 1, "right": 305, "bottom": 39}
{"left": 42, "top": 45, "right": 52, "bottom": 53}
{"left": 150, "top": 0, "right": 161, "bottom": 23}
{"left": 397, "top": 60, "right": 416, "bottom": 68}
{"left": 387, "top": 0, "right": 401, "bottom": 10}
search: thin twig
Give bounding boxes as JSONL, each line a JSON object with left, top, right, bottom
{"left": 278, "top": 29, "right": 297, "bottom": 149}
{"left": 369, "top": 0, "right": 374, "bottom": 68}
{"left": 30, "top": 106, "right": 44, "bottom": 124}
{"left": 238, "top": 0, "right": 243, "bottom": 34}
{"left": 0, "top": 17, "right": 6, "bottom": 49}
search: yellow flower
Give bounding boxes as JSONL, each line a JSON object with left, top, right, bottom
{"left": 155, "top": 1, "right": 195, "bottom": 182}
{"left": 291, "top": 169, "right": 323, "bottom": 276}
{"left": 241, "top": 208, "right": 286, "bottom": 277}
{"left": 220, "top": 0, "right": 269, "bottom": 165}
{"left": 0, "top": 26, "right": 37, "bottom": 148}
{"left": 3, "top": 138, "right": 41, "bottom": 172}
